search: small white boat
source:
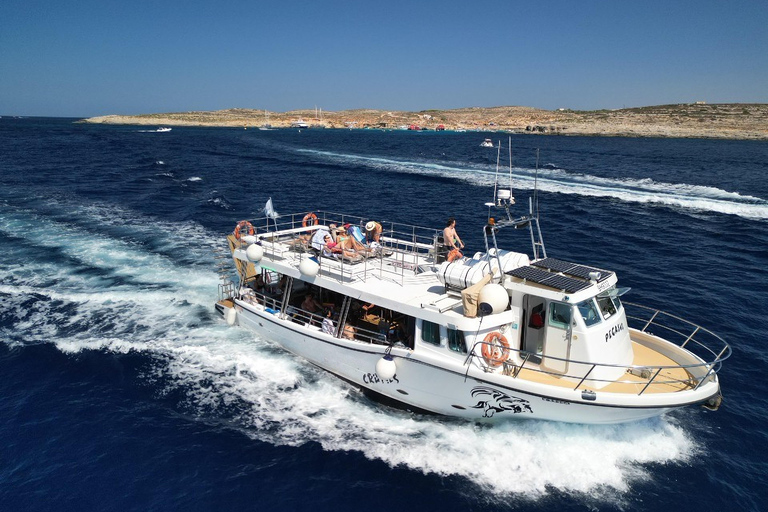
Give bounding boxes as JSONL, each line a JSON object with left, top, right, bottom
{"left": 216, "top": 152, "right": 729, "bottom": 424}
{"left": 259, "top": 110, "right": 273, "bottom": 130}
{"left": 156, "top": 127, "right": 172, "bottom": 132}
{"left": 291, "top": 119, "right": 309, "bottom": 129}
{"left": 480, "top": 138, "right": 494, "bottom": 147}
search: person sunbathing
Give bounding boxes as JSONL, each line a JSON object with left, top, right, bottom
{"left": 337, "top": 232, "right": 373, "bottom": 254}
{"left": 322, "top": 235, "right": 358, "bottom": 259}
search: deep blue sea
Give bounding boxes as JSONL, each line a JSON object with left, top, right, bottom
{"left": 1, "top": 117, "right": 767, "bottom": 511}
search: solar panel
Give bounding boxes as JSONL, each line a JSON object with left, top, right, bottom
{"left": 506, "top": 265, "right": 592, "bottom": 293}
{"left": 532, "top": 257, "right": 612, "bottom": 283}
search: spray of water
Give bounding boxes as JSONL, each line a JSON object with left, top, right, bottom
{"left": 0, "top": 199, "right": 698, "bottom": 500}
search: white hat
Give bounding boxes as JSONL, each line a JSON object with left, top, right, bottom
{"left": 365, "top": 221, "right": 376, "bottom": 231}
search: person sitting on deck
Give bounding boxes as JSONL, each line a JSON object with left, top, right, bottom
{"left": 302, "top": 292, "right": 323, "bottom": 314}
{"left": 342, "top": 324, "right": 357, "bottom": 340}
{"left": 322, "top": 309, "right": 335, "bottom": 335}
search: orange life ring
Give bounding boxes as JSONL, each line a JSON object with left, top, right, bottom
{"left": 233, "top": 220, "right": 255, "bottom": 240}
{"left": 482, "top": 332, "right": 510, "bottom": 367}
{"left": 302, "top": 212, "right": 318, "bottom": 227}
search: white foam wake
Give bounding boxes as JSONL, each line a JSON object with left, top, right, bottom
{"left": 298, "top": 149, "right": 768, "bottom": 220}
{"left": 0, "top": 200, "right": 697, "bottom": 501}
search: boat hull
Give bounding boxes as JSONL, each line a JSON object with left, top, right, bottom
{"left": 224, "top": 301, "right": 718, "bottom": 424}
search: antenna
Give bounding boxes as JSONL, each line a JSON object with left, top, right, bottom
{"left": 492, "top": 142, "right": 500, "bottom": 205}
{"left": 534, "top": 148, "right": 540, "bottom": 218}
{"left": 508, "top": 136, "right": 513, "bottom": 192}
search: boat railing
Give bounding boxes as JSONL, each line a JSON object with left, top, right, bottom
{"left": 235, "top": 210, "right": 444, "bottom": 285}
{"left": 622, "top": 301, "right": 731, "bottom": 390}
{"left": 238, "top": 210, "right": 442, "bottom": 260}
{"left": 234, "top": 288, "right": 395, "bottom": 347}
{"left": 467, "top": 339, "right": 715, "bottom": 394}
{"left": 218, "top": 280, "right": 236, "bottom": 301}
{"left": 467, "top": 303, "right": 730, "bottom": 394}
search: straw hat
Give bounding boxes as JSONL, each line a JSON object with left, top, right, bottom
{"left": 365, "top": 221, "right": 376, "bottom": 231}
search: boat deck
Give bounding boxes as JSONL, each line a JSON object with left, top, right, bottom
{"left": 508, "top": 340, "right": 695, "bottom": 394}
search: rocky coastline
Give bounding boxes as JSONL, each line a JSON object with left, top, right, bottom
{"left": 82, "top": 103, "right": 768, "bottom": 140}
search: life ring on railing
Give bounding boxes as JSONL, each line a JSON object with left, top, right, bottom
{"left": 302, "top": 212, "right": 318, "bottom": 227}
{"left": 233, "top": 220, "right": 255, "bottom": 240}
{"left": 481, "top": 332, "right": 510, "bottom": 367}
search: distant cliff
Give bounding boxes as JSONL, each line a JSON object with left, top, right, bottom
{"left": 82, "top": 103, "right": 768, "bottom": 140}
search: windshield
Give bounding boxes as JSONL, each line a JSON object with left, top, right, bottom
{"left": 596, "top": 286, "right": 627, "bottom": 319}
{"left": 576, "top": 298, "right": 601, "bottom": 326}
{"left": 597, "top": 295, "right": 617, "bottom": 319}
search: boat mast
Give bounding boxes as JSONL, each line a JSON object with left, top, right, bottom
{"left": 483, "top": 142, "right": 547, "bottom": 261}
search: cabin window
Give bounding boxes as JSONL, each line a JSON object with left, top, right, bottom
{"left": 421, "top": 320, "right": 441, "bottom": 346}
{"left": 576, "top": 299, "right": 601, "bottom": 326}
{"left": 597, "top": 295, "right": 617, "bottom": 319}
{"left": 548, "top": 302, "right": 572, "bottom": 329}
{"left": 447, "top": 328, "right": 466, "bottom": 354}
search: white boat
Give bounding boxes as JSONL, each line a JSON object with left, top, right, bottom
{"left": 215, "top": 158, "right": 729, "bottom": 424}
{"left": 480, "top": 138, "right": 494, "bottom": 147}
{"left": 156, "top": 127, "right": 172, "bottom": 132}
{"left": 291, "top": 119, "right": 309, "bottom": 129}
{"left": 259, "top": 110, "right": 273, "bottom": 130}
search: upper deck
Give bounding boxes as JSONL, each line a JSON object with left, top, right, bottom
{"left": 227, "top": 211, "right": 489, "bottom": 328}
{"left": 225, "top": 210, "right": 621, "bottom": 327}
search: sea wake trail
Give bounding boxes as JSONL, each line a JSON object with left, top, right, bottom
{"left": 0, "top": 197, "right": 699, "bottom": 502}
{"left": 299, "top": 149, "right": 768, "bottom": 221}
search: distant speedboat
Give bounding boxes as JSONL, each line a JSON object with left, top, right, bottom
{"left": 156, "top": 127, "right": 172, "bottom": 132}
{"left": 480, "top": 138, "right": 494, "bottom": 147}
{"left": 291, "top": 120, "right": 309, "bottom": 129}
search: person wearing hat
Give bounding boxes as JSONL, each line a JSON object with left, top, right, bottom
{"left": 365, "top": 221, "right": 382, "bottom": 243}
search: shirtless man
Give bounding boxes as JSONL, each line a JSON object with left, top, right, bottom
{"left": 443, "top": 217, "right": 464, "bottom": 251}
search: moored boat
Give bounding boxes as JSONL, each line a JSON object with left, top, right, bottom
{"left": 215, "top": 159, "right": 729, "bottom": 424}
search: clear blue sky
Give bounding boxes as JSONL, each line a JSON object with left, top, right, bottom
{"left": 2, "top": 0, "right": 766, "bottom": 117}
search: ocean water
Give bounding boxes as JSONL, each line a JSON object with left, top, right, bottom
{"left": 1, "top": 117, "right": 767, "bottom": 511}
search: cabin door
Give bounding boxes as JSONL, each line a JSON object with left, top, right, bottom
{"left": 522, "top": 295, "right": 546, "bottom": 363}
{"left": 541, "top": 302, "right": 572, "bottom": 374}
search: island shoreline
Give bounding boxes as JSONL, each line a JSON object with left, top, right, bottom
{"left": 81, "top": 104, "right": 768, "bottom": 141}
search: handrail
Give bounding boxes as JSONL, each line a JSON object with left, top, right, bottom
{"left": 468, "top": 339, "right": 713, "bottom": 393}
{"left": 240, "top": 209, "right": 442, "bottom": 250}
{"left": 466, "top": 299, "right": 731, "bottom": 394}
{"left": 622, "top": 301, "right": 731, "bottom": 366}
{"left": 231, "top": 210, "right": 443, "bottom": 287}
{"left": 234, "top": 288, "right": 391, "bottom": 346}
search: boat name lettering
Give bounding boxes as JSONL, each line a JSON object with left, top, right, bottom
{"left": 363, "top": 373, "right": 399, "bottom": 385}
{"left": 541, "top": 397, "right": 570, "bottom": 405}
{"left": 605, "top": 322, "right": 625, "bottom": 342}
{"left": 596, "top": 280, "right": 612, "bottom": 291}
